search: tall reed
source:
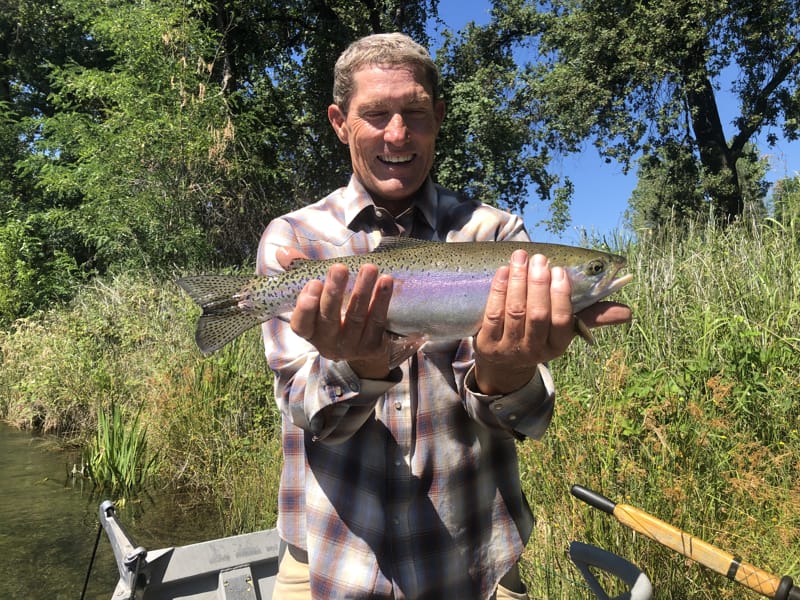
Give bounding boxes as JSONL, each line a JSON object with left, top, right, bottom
{"left": 83, "top": 401, "right": 158, "bottom": 496}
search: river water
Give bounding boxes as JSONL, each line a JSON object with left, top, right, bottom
{"left": 0, "top": 422, "right": 225, "bottom": 600}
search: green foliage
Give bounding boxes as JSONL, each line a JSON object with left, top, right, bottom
{"left": 771, "top": 174, "right": 800, "bottom": 223}
{"left": 83, "top": 401, "right": 158, "bottom": 497}
{"left": 434, "top": 14, "right": 557, "bottom": 216}
{"left": 628, "top": 142, "right": 769, "bottom": 230}
{"left": 516, "top": 0, "right": 799, "bottom": 222}
{"left": 26, "top": 0, "right": 231, "bottom": 269}
{"left": 0, "top": 268, "right": 280, "bottom": 532}
{"left": 0, "top": 215, "right": 83, "bottom": 328}
{"left": 518, "top": 215, "right": 800, "bottom": 597}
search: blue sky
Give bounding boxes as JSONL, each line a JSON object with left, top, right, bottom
{"left": 428, "top": 0, "right": 800, "bottom": 244}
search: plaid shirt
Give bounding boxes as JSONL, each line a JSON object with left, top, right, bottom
{"left": 256, "top": 177, "right": 555, "bottom": 599}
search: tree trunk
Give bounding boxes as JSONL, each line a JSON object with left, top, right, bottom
{"left": 682, "top": 52, "right": 743, "bottom": 220}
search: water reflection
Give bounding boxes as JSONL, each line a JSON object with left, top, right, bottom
{"left": 0, "top": 423, "right": 224, "bottom": 600}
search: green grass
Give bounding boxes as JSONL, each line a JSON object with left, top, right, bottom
{"left": 520, "top": 216, "right": 800, "bottom": 598}
{"left": 0, "top": 217, "right": 798, "bottom": 597}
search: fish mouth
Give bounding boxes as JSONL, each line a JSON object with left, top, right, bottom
{"left": 605, "top": 272, "right": 633, "bottom": 296}
{"left": 572, "top": 269, "right": 633, "bottom": 312}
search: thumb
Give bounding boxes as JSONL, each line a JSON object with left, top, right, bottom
{"left": 277, "top": 246, "right": 309, "bottom": 270}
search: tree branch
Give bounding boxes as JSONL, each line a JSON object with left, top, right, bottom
{"left": 730, "top": 41, "right": 800, "bottom": 155}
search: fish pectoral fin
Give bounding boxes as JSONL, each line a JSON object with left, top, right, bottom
{"left": 574, "top": 315, "right": 596, "bottom": 345}
{"left": 386, "top": 333, "right": 428, "bottom": 369}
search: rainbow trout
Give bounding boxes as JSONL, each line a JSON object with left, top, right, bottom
{"left": 178, "top": 238, "right": 632, "bottom": 359}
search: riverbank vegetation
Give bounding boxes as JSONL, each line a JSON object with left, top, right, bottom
{"left": 2, "top": 216, "right": 798, "bottom": 597}
{"left": 2, "top": 0, "right": 800, "bottom": 596}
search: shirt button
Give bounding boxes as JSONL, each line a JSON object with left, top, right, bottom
{"left": 394, "top": 458, "right": 402, "bottom": 466}
{"left": 493, "top": 402, "right": 504, "bottom": 411}
{"left": 393, "top": 516, "right": 401, "bottom": 526}
{"left": 394, "top": 401, "right": 402, "bottom": 411}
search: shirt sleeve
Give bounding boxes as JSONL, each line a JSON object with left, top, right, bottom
{"left": 256, "top": 220, "right": 400, "bottom": 444}
{"left": 462, "top": 363, "right": 555, "bottom": 440}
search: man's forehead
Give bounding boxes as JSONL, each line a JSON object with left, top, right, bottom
{"left": 351, "top": 65, "right": 433, "bottom": 103}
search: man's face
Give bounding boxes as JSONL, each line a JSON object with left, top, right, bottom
{"left": 328, "top": 65, "right": 445, "bottom": 213}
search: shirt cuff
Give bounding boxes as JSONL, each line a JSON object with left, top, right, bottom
{"left": 306, "top": 359, "right": 402, "bottom": 441}
{"left": 464, "top": 363, "right": 555, "bottom": 440}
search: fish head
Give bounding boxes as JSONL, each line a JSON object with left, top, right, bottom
{"left": 565, "top": 252, "right": 632, "bottom": 313}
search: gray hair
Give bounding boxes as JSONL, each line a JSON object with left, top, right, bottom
{"left": 333, "top": 33, "right": 440, "bottom": 112}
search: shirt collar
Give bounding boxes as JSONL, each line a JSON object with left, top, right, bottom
{"left": 343, "top": 176, "right": 438, "bottom": 233}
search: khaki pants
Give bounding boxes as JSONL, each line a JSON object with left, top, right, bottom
{"left": 271, "top": 547, "right": 529, "bottom": 600}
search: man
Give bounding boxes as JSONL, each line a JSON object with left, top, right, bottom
{"left": 257, "top": 32, "right": 631, "bottom": 599}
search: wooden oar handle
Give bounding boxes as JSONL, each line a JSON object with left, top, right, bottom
{"left": 571, "top": 485, "right": 800, "bottom": 600}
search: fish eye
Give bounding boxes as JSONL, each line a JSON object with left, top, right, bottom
{"left": 586, "top": 260, "right": 606, "bottom": 275}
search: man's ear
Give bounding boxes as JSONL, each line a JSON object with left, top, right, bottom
{"left": 327, "top": 104, "right": 349, "bottom": 144}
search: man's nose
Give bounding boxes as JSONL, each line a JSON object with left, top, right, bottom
{"left": 384, "top": 113, "right": 409, "bottom": 143}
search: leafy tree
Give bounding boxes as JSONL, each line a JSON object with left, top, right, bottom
{"left": 771, "top": 174, "right": 800, "bottom": 224}
{"left": 514, "top": 0, "right": 800, "bottom": 224}
{"left": 628, "top": 142, "right": 769, "bottom": 232}
{"left": 24, "top": 0, "right": 445, "bottom": 270}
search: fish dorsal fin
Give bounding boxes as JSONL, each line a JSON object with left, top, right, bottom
{"left": 372, "top": 236, "right": 430, "bottom": 253}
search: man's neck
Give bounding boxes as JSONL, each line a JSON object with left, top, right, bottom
{"left": 372, "top": 188, "right": 425, "bottom": 217}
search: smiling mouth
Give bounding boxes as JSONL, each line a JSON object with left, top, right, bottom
{"left": 378, "top": 154, "right": 415, "bottom": 165}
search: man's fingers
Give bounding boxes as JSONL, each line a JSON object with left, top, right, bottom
{"left": 290, "top": 279, "right": 323, "bottom": 340}
{"left": 542, "top": 265, "right": 574, "bottom": 351}
{"left": 504, "top": 250, "right": 531, "bottom": 344}
{"left": 523, "top": 254, "right": 552, "bottom": 345}
{"left": 361, "top": 275, "right": 394, "bottom": 349}
{"left": 316, "top": 264, "right": 349, "bottom": 339}
{"left": 480, "top": 265, "right": 510, "bottom": 343}
{"left": 338, "top": 265, "right": 379, "bottom": 350}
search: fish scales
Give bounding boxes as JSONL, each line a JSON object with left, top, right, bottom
{"left": 178, "top": 238, "right": 632, "bottom": 356}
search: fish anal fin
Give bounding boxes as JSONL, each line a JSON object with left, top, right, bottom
{"left": 386, "top": 332, "right": 428, "bottom": 369}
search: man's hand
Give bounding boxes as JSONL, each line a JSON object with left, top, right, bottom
{"left": 473, "top": 250, "right": 631, "bottom": 396}
{"left": 277, "top": 248, "right": 395, "bottom": 380}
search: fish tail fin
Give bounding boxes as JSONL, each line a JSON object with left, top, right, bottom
{"left": 177, "top": 275, "right": 253, "bottom": 308}
{"left": 177, "top": 275, "right": 263, "bottom": 354}
{"left": 195, "top": 312, "right": 264, "bottom": 355}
